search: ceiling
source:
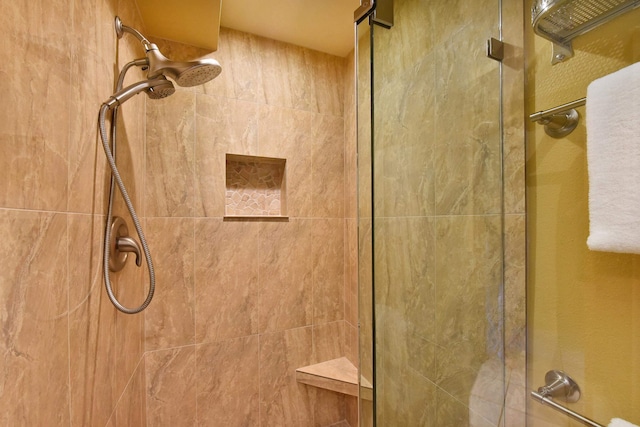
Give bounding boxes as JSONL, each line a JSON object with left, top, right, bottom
{"left": 136, "top": 0, "right": 361, "bottom": 57}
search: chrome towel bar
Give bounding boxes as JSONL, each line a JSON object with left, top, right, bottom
{"left": 531, "top": 390, "right": 605, "bottom": 427}
{"left": 530, "top": 97, "right": 586, "bottom": 138}
{"left": 531, "top": 370, "right": 605, "bottom": 427}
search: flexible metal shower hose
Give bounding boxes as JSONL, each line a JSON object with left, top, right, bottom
{"left": 99, "top": 103, "right": 155, "bottom": 314}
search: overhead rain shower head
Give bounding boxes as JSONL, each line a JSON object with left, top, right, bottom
{"left": 103, "top": 76, "right": 175, "bottom": 109}
{"left": 114, "top": 16, "right": 222, "bottom": 87}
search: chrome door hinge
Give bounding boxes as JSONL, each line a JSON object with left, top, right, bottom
{"left": 487, "top": 38, "right": 504, "bottom": 62}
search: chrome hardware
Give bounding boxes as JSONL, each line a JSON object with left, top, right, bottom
{"left": 530, "top": 97, "right": 586, "bottom": 138}
{"left": 530, "top": 370, "right": 605, "bottom": 427}
{"left": 109, "top": 216, "right": 142, "bottom": 272}
{"left": 532, "top": 0, "right": 640, "bottom": 65}
{"left": 487, "top": 38, "right": 504, "bottom": 62}
{"left": 538, "top": 370, "right": 581, "bottom": 402}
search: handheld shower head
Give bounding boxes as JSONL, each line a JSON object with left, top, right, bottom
{"left": 145, "top": 47, "right": 222, "bottom": 87}
{"left": 103, "top": 77, "right": 175, "bottom": 109}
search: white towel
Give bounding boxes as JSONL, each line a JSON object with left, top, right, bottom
{"left": 609, "top": 418, "right": 640, "bottom": 427}
{"left": 586, "top": 61, "right": 640, "bottom": 254}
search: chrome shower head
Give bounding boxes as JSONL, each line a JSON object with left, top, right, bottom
{"left": 145, "top": 46, "right": 222, "bottom": 87}
{"left": 114, "top": 16, "right": 222, "bottom": 87}
{"left": 103, "top": 77, "right": 175, "bottom": 109}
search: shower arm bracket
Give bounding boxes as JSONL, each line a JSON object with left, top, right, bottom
{"left": 114, "top": 16, "right": 154, "bottom": 52}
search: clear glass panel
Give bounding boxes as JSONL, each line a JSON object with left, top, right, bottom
{"left": 356, "top": 15, "right": 374, "bottom": 426}
{"left": 358, "top": 0, "right": 507, "bottom": 425}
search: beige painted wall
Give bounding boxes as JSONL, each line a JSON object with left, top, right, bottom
{"left": 525, "top": 2, "right": 640, "bottom": 424}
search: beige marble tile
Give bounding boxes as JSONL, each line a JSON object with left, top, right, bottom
{"left": 68, "top": 0, "right": 118, "bottom": 214}
{"left": 434, "top": 215, "right": 503, "bottom": 403}
{"left": 311, "top": 115, "right": 345, "bottom": 218}
{"left": 258, "top": 37, "right": 345, "bottom": 116}
{"left": 196, "top": 336, "right": 259, "bottom": 426}
{"left": 435, "top": 214, "right": 502, "bottom": 342}
{"left": 373, "top": 55, "right": 436, "bottom": 218}
{"left": 502, "top": 0, "right": 526, "bottom": 215}
{"left": 257, "top": 105, "right": 315, "bottom": 218}
{"left": 374, "top": 217, "right": 437, "bottom": 372}
{"left": 344, "top": 322, "right": 359, "bottom": 369}
{"left": 115, "top": 359, "right": 147, "bottom": 427}
{"left": 345, "top": 395, "right": 358, "bottom": 427}
{"left": 145, "top": 89, "right": 196, "bottom": 217}
{"left": 68, "top": 214, "right": 118, "bottom": 427}
{"left": 313, "top": 388, "right": 347, "bottom": 427}
{"left": 110, "top": 92, "right": 147, "bottom": 219}
{"left": 435, "top": 387, "right": 496, "bottom": 427}
{"left": 260, "top": 327, "right": 314, "bottom": 426}
{"left": 0, "top": 211, "right": 69, "bottom": 425}
{"left": 112, "top": 232, "right": 146, "bottom": 396}
{"left": 344, "top": 219, "right": 358, "bottom": 327}
{"left": 145, "top": 218, "right": 195, "bottom": 350}
{"left": 201, "top": 27, "right": 265, "bottom": 103}
{"left": 378, "top": 364, "right": 437, "bottom": 426}
{"left": 344, "top": 51, "right": 358, "bottom": 221}
{"left": 258, "top": 219, "right": 313, "bottom": 333}
{"left": 313, "top": 321, "right": 345, "bottom": 363}
{"left": 374, "top": 0, "right": 435, "bottom": 87}
{"left": 194, "top": 218, "right": 259, "bottom": 343}
{"left": 306, "top": 49, "right": 346, "bottom": 117}
{"left": 434, "top": 33, "right": 502, "bottom": 216}
{"left": 358, "top": 218, "right": 374, "bottom": 384}
{"left": 0, "top": 24, "right": 70, "bottom": 211}
{"left": 195, "top": 93, "right": 259, "bottom": 217}
{"left": 504, "top": 215, "right": 526, "bottom": 369}
{"left": 313, "top": 219, "right": 345, "bottom": 323}
{"left": 145, "top": 347, "right": 196, "bottom": 426}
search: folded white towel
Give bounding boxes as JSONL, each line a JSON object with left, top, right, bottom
{"left": 609, "top": 418, "right": 640, "bottom": 427}
{"left": 586, "top": 61, "right": 640, "bottom": 254}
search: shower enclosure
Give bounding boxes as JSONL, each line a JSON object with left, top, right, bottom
{"left": 356, "top": 0, "right": 526, "bottom": 425}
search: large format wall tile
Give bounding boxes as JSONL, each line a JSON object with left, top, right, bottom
{"left": 195, "top": 218, "right": 259, "bottom": 343}
{"left": 146, "top": 89, "right": 197, "bottom": 217}
{"left": 434, "top": 32, "right": 501, "bottom": 216}
{"left": 146, "top": 347, "right": 196, "bottom": 426}
{"left": 68, "top": 214, "right": 117, "bottom": 427}
{"left": 196, "top": 336, "right": 260, "bottom": 426}
{"left": 201, "top": 27, "right": 266, "bottom": 103}
{"left": 0, "top": 211, "right": 69, "bottom": 425}
{"left": 0, "top": 18, "right": 71, "bottom": 211}
{"left": 145, "top": 217, "right": 195, "bottom": 350}
{"left": 312, "top": 219, "right": 345, "bottom": 323}
{"left": 259, "top": 37, "right": 345, "bottom": 116}
{"left": 195, "top": 94, "right": 259, "bottom": 217}
{"left": 258, "top": 106, "right": 315, "bottom": 218}
{"left": 258, "top": 219, "right": 314, "bottom": 333}
{"left": 260, "top": 327, "right": 314, "bottom": 426}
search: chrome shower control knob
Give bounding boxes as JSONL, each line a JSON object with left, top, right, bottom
{"left": 109, "top": 217, "right": 142, "bottom": 272}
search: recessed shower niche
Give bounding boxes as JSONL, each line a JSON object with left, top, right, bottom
{"left": 224, "top": 154, "right": 287, "bottom": 218}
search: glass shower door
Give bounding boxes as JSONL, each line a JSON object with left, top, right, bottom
{"left": 358, "top": 0, "right": 509, "bottom": 425}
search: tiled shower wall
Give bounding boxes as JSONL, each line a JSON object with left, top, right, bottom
{"left": 142, "top": 28, "right": 357, "bottom": 426}
{"left": 0, "top": 0, "right": 148, "bottom": 425}
{"left": 0, "top": 0, "right": 357, "bottom": 425}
